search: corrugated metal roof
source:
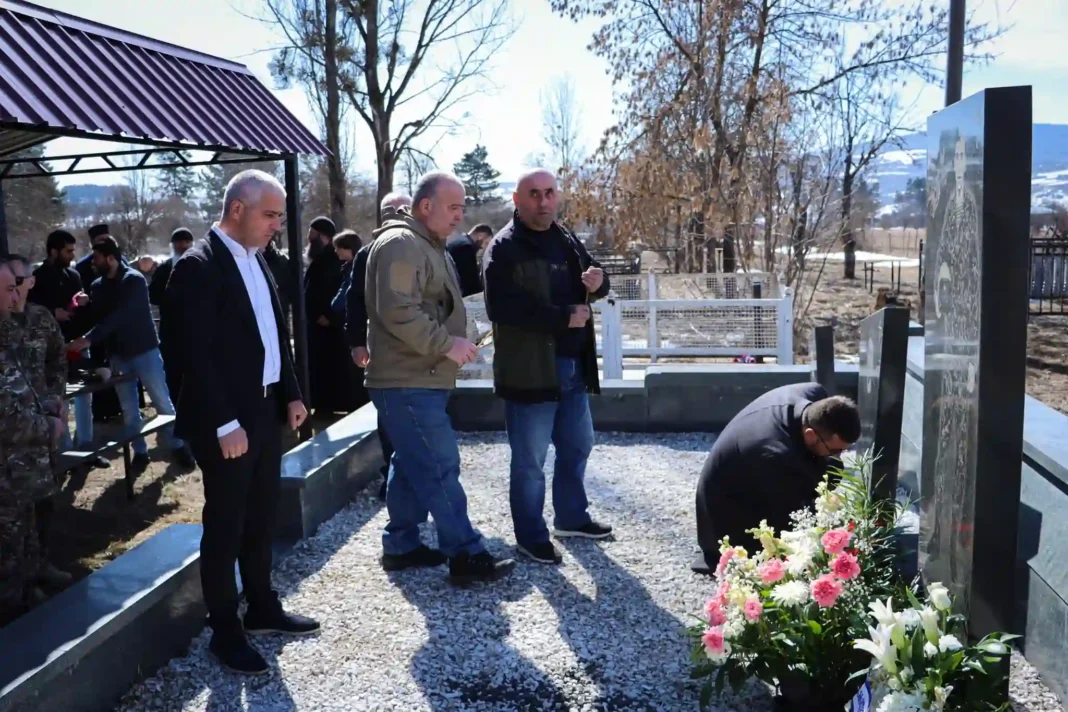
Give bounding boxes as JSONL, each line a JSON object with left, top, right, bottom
{"left": 0, "top": 0, "right": 327, "bottom": 158}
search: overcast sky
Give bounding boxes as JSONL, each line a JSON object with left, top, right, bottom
{"left": 31, "top": 0, "right": 1067, "bottom": 188}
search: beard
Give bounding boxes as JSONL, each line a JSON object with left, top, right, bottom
{"left": 307, "top": 240, "right": 326, "bottom": 260}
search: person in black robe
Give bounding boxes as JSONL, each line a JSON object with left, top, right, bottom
{"left": 150, "top": 228, "right": 195, "bottom": 404}
{"left": 446, "top": 223, "right": 494, "bottom": 297}
{"left": 692, "top": 383, "right": 860, "bottom": 574}
{"left": 263, "top": 236, "right": 293, "bottom": 327}
{"left": 303, "top": 216, "right": 350, "bottom": 414}
{"left": 328, "top": 230, "right": 368, "bottom": 410}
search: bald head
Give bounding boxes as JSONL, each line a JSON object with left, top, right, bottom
{"left": 514, "top": 168, "right": 560, "bottom": 231}
{"left": 412, "top": 171, "right": 466, "bottom": 241}
{"left": 381, "top": 191, "right": 412, "bottom": 214}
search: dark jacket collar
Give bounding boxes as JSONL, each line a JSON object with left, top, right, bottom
{"left": 511, "top": 211, "right": 569, "bottom": 246}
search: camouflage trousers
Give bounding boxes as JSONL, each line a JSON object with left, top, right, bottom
{"left": 0, "top": 498, "right": 39, "bottom": 625}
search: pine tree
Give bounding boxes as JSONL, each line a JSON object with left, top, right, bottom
{"left": 2, "top": 144, "right": 66, "bottom": 260}
{"left": 453, "top": 144, "right": 500, "bottom": 206}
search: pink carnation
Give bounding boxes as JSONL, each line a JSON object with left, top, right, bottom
{"left": 704, "top": 599, "right": 727, "bottom": 626}
{"left": 821, "top": 529, "right": 853, "bottom": 555}
{"left": 712, "top": 579, "right": 730, "bottom": 608}
{"left": 702, "top": 627, "right": 727, "bottom": 657}
{"left": 716, "top": 548, "right": 736, "bottom": 576}
{"left": 810, "top": 573, "right": 844, "bottom": 608}
{"left": 831, "top": 551, "right": 861, "bottom": 581}
{"left": 743, "top": 597, "right": 764, "bottom": 622}
{"left": 757, "top": 558, "right": 785, "bottom": 584}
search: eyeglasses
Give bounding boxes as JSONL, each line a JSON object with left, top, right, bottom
{"left": 816, "top": 430, "right": 844, "bottom": 457}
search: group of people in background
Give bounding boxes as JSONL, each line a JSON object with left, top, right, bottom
{"left": 0, "top": 163, "right": 620, "bottom": 677}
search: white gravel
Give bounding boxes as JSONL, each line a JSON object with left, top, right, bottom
{"left": 115, "top": 433, "right": 1063, "bottom": 712}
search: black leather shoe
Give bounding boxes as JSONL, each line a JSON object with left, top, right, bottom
{"left": 381, "top": 545, "right": 447, "bottom": 572}
{"left": 209, "top": 632, "right": 268, "bottom": 675}
{"left": 131, "top": 453, "right": 150, "bottom": 475}
{"left": 243, "top": 610, "right": 321, "bottom": 637}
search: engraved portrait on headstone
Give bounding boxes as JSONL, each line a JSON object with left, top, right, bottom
{"left": 922, "top": 129, "right": 983, "bottom": 612}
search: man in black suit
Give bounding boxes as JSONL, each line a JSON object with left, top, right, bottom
{"left": 446, "top": 223, "right": 493, "bottom": 297}
{"left": 167, "top": 169, "right": 318, "bottom": 675}
{"left": 149, "top": 228, "right": 195, "bottom": 403}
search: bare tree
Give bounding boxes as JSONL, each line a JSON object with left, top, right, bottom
{"left": 541, "top": 74, "right": 584, "bottom": 173}
{"left": 267, "top": 0, "right": 350, "bottom": 228}
{"left": 109, "top": 169, "right": 164, "bottom": 256}
{"left": 337, "top": 0, "right": 514, "bottom": 221}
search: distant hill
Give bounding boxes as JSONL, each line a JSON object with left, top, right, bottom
{"left": 62, "top": 183, "right": 111, "bottom": 205}
{"left": 871, "top": 123, "right": 1068, "bottom": 212}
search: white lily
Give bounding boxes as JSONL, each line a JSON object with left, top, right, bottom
{"left": 919, "top": 606, "right": 941, "bottom": 645}
{"left": 978, "top": 639, "right": 1009, "bottom": 655}
{"left": 923, "top": 641, "right": 939, "bottom": 658}
{"left": 869, "top": 598, "right": 897, "bottom": 628}
{"left": 854, "top": 625, "right": 899, "bottom": 674}
{"left": 928, "top": 582, "right": 953, "bottom": 612}
{"left": 933, "top": 685, "right": 954, "bottom": 711}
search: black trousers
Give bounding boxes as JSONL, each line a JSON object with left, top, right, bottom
{"left": 193, "top": 393, "right": 283, "bottom": 636}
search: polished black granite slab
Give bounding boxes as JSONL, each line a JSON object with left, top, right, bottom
{"left": 277, "top": 402, "right": 384, "bottom": 540}
{"left": 809, "top": 325, "right": 835, "bottom": 395}
{"left": 857, "top": 307, "right": 910, "bottom": 500}
{"left": 0, "top": 524, "right": 205, "bottom": 712}
{"left": 921, "top": 86, "right": 1031, "bottom": 638}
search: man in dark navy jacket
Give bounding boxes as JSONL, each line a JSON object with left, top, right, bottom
{"left": 69, "top": 237, "right": 192, "bottom": 471}
{"left": 692, "top": 383, "right": 860, "bottom": 573}
{"left": 446, "top": 223, "right": 493, "bottom": 297}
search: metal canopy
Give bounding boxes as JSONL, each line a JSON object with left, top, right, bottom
{"left": 0, "top": 0, "right": 328, "bottom": 158}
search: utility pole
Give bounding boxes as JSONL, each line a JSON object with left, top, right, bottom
{"left": 945, "top": 0, "right": 966, "bottom": 105}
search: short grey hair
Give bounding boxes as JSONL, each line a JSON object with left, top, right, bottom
{"left": 222, "top": 170, "right": 286, "bottom": 218}
{"left": 412, "top": 171, "right": 464, "bottom": 210}
{"left": 380, "top": 191, "right": 412, "bottom": 213}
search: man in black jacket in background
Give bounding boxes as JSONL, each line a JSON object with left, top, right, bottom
{"left": 69, "top": 238, "right": 193, "bottom": 472}
{"left": 346, "top": 191, "right": 411, "bottom": 498}
{"left": 692, "top": 383, "right": 860, "bottom": 574}
{"left": 446, "top": 223, "right": 493, "bottom": 297}
{"left": 149, "top": 228, "right": 195, "bottom": 403}
{"left": 167, "top": 169, "right": 317, "bottom": 675}
{"left": 304, "top": 216, "right": 348, "bottom": 413}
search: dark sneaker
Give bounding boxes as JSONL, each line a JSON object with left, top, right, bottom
{"left": 172, "top": 446, "right": 196, "bottom": 470}
{"left": 131, "top": 453, "right": 150, "bottom": 475}
{"left": 209, "top": 632, "right": 269, "bottom": 675}
{"left": 381, "top": 545, "right": 447, "bottom": 572}
{"left": 553, "top": 521, "right": 613, "bottom": 540}
{"left": 448, "top": 551, "right": 516, "bottom": 585}
{"left": 90, "top": 455, "right": 110, "bottom": 470}
{"left": 517, "top": 541, "right": 562, "bottom": 564}
{"left": 244, "top": 610, "right": 321, "bottom": 637}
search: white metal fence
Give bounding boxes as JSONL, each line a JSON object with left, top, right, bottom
{"left": 460, "top": 284, "right": 794, "bottom": 379}
{"left": 609, "top": 271, "right": 782, "bottom": 301}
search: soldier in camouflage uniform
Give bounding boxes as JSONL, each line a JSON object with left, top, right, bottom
{"left": 6, "top": 255, "right": 71, "bottom": 588}
{"left": 0, "top": 258, "right": 63, "bottom": 623}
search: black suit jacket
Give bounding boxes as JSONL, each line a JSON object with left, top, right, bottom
{"left": 446, "top": 235, "right": 482, "bottom": 297}
{"left": 166, "top": 231, "right": 302, "bottom": 441}
{"left": 344, "top": 243, "right": 372, "bottom": 348}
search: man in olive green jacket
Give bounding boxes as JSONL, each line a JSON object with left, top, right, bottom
{"left": 365, "top": 170, "right": 515, "bottom": 585}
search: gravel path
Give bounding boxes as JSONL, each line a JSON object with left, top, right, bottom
{"left": 116, "top": 433, "right": 1062, "bottom": 712}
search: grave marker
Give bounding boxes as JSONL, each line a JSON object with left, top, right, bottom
{"left": 856, "top": 307, "right": 910, "bottom": 501}
{"left": 809, "top": 324, "right": 835, "bottom": 395}
{"left": 921, "top": 86, "right": 1031, "bottom": 638}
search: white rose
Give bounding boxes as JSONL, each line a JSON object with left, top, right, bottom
{"left": 938, "top": 634, "right": 963, "bottom": 653}
{"left": 923, "top": 642, "right": 939, "bottom": 658}
{"left": 928, "top": 582, "right": 953, "bottom": 612}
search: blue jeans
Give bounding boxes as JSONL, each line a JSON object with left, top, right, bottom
{"left": 369, "top": 387, "right": 484, "bottom": 559}
{"left": 112, "top": 348, "right": 182, "bottom": 455}
{"left": 505, "top": 357, "right": 595, "bottom": 547}
{"left": 61, "top": 393, "right": 94, "bottom": 450}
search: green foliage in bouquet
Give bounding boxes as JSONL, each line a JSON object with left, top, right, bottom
{"left": 853, "top": 582, "right": 1016, "bottom": 711}
{"left": 689, "top": 455, "right": 910, "bottom": 709}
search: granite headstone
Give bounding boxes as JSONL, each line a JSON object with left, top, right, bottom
{"left": 856, "top": 307, "right": 910, "bottom": 501}
{"left": 809, "top": 324, "right": 835, "bottom": 395}
{"left": 921, "top": 86, "right": 1031, "bottom": 638}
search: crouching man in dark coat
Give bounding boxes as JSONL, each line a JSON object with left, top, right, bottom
{"left": 692, "top": 383, "right": 860, "bottom": 574}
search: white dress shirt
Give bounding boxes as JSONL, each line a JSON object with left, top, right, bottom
{"left": 213, "top": 225, "right": 282, "bottom": 437}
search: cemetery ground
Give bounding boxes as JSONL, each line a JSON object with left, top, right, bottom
{"left": 112, "top": 433, "right": 1061, "bottom": 712}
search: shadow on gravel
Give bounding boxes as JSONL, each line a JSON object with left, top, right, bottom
{"left": 391, "top": 537, "right": 571, "bottom": 712}
{"left": 116, "top": 484, "right": 385, "bottom": 712}
{"left": 553, "top": 539, "right": 774, "bottom": 712}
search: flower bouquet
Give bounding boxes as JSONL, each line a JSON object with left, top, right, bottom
{"left": 853, "top": 583, "right": 1015, "bottom": 711}
{"left": 690, "top": 463, "right": 907, "bottom": 710}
